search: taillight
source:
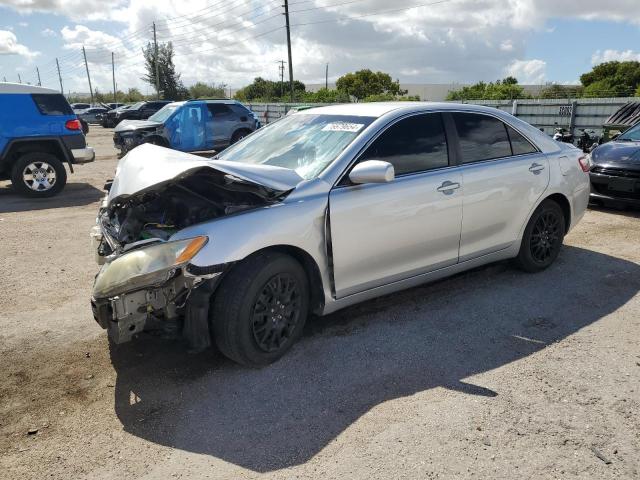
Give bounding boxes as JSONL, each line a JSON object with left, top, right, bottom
{"left": 65, "top": 119, "right": 81, "bottom": 131}
{"left": 578, "top": 154, "right": 591, "bottom": 173}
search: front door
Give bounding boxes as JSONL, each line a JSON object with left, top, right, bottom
{"left": 173, "top": 103, "right": 207, "bottom": 151}
{"left": 329, "top": 113, "right": 463, "bottom": 298}
{"left": 450, "top": 112, "right": 550, "bottom": 260}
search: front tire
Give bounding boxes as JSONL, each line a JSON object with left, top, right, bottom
{"left": 211, "top": 252, "right": 309, "bottom": 367}
{"left": 10, "top": 152, "right": 67, "bottom": 198}
{"left": 514, "top": 199, "right": 565, "bottom": 272}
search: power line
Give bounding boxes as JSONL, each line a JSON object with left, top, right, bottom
{"left": 290, "top": 0, "right": 372, "bottom": 14}
{"left": 291, "top": 0, "right": 452, "bottom": 27}
{"left": 157, "top": 0, "right": 279, "bottom": 29}
{"left": 158, "top": 11, "right": 283, "bottom": 47}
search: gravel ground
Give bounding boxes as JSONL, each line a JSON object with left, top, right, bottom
{"left": 0, "top": 128, "right": 639, "bottom": 479}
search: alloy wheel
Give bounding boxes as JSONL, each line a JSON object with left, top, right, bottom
{"left": 251, "top": 273, "right": 302, "bottom": 353}
{"left": 22, "top": 162, "right": 57, "bottom": 192}
{"left": 530, "top": 210, "right": 561, "bottom": 263}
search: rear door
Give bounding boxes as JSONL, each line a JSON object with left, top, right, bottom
{"left": 450, "top": 112, "right": 550, "bottom": 261}
{"left": 206, "top": 103, "right": 236, "bottom": 148}
{"left": 329, "top": 112, "right": 463, "bottom": 298}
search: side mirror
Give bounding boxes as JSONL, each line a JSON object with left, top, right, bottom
{"left": 349, "top": 160, "right": 395, "bottom": 184}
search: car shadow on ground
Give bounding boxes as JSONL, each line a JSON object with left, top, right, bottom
{"left": 0, "top": 182, "right": 104, "bottom": 213}
{"left": 109, "top": 246, "right": 640, "bottom": 472}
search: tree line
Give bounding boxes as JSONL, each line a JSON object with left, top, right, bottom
{"left": 446, "top": 61, "right": 640, "bottom": 100}
{"left": 69, "top": 39, "right": 640, "bottom": 104}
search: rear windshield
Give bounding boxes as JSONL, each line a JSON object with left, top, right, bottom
{"left": 31, "top": 94, "right": 73, "bottom": 116}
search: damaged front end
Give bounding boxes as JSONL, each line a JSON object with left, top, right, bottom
{"left": 113, "top": 120, "right": 164, "bottom": 155}
{"left": 90, "top": 144, "right": 302, "bottom": 349}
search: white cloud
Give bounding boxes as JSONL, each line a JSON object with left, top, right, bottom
{"left": 505, "top": 59, "right": 547, "bottom": 84}
{"left": 41, "top": 28, "right": 57, "bottom": 37}
{"left": 592, "top": 49, "right": 640, "bottom": 65}
{"left": 8, "top": 0, "right": 640, "bottom": 92}
{"left": 0, "top": 30, "right": 38, "bottom": 58}
{"left": 500, "top": 40, "right": 514, "bottom": 52}
{"left": 18, "top": 22, "right": 28, "bottom": 27}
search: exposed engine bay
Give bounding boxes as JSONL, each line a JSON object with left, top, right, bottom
{"left": 97, "top": 167, "right": 283, "bottom": 256}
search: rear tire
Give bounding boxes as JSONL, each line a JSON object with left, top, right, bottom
{"left": 230, "top": 129, "right": 250, "bottom": 144}
{"left": 10, "top": 152, "right": 67, "bottom": 198}
{"left": 211, "top": 252, "right": 309, "bottom": 367}
{"left": 514, "top": 199, "right": 565, "bottom": 273}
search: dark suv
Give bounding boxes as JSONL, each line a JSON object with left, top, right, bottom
{"left": 103, "top": 100, "right": 172, "bottom": 127}
{"left": 0, "top": 83, "right": 94, "bottom": 197}
{"left": 113, "top": 99, "right": 260, "bottom": 154}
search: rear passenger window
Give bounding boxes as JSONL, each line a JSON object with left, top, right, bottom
{"left": 207, "top": 104, "right": 232, "bottom": 117}
{"left": 31, "top": 94, "right": 73, "bottom": 116}
{"left": 453, "top": 113, "right": 511, "bottom": 163}
{"left": 359, "top": 113, "right": 449, "bottom": 176}
{"left": 507, "top": 125, "right": 537, "bottom": 155}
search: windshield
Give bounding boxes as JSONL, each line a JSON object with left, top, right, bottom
{"left": 129, "top": 101, "right": 145, "bottom": 111}
{"left": 149, "top": 104, "right": 181, "bottom": 123}
{"left": 617, "top": 123, "right": 640, "bottom": 142}
{"left": 216, "top": 113, "right": 375, "bottom": 179}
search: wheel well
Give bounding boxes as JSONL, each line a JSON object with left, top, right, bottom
{"left": 2, "top": 140, "right": 67, "bottom": 172}
{"left": 545, "top": 193, "right": 571, "bottom": 232}
{"left": 232, "top": 128, "right": 251, "bottom": 139}
{"left": 144, "top": 135, "right": 169, "bottom": 147}
{"left": 248, "top": 245, "right": 325, "bottom": 315}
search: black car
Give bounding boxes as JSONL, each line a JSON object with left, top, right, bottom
{"left": 589, "top": 122, "right": 640, "bottom": 207}
{"left": 102, "top": 100, "right": 172, "bottom": 127}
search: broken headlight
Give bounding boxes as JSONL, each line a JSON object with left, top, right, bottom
{"left": 93, "top": 236, "right": 208, "bottom": 299}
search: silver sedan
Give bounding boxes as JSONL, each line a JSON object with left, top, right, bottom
{"left": 91, "top": 102, "right": 590, "bottom": 366}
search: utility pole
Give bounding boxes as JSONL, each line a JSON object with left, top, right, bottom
{"left": 277, "top": 60, "right": 286, "bottom": 98}
{"left": 55, "top": 58, "right": 63, "bottom": 94}
{"left": 153, "top": 22, "right": 160, "bottom": 99}
{"left": 325, "top": 63, "right": 329, "bottom": 90}
{"left": 18, "top": 73, "right": 22, "bottom": 83}
{"left": 36, "top": 67, "right": 41, "bottom": 86}
{"left": 2, "top": 76, "right": 6, "bottom": 82}
{"left": 82, "top": 46, "right": 94, "bottom": 105}
{"left": 111, "top": 52, "right": 117, "bottom": 103}
{"left": 283, "top": 0, "right": 294, "bottom": 102}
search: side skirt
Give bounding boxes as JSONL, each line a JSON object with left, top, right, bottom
{"left": 321, "top": 245, "right": 519, "bottom": 315}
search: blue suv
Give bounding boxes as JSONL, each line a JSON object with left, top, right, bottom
{"left": 0, "top": 83, "right": 95, "bottom": 197}
{"left": 113, "top": 99, "right": 260, "bottom": 154}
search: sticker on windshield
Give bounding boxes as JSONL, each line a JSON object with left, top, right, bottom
{"left": 322, "top": 122, "right": 365, "bottom": 133}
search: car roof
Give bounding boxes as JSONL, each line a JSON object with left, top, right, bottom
{"left": 0, "top": 83, "right": 59, "bottom": 95}
{"left": 297, "top": 101, "right": 516, "bottom": 118}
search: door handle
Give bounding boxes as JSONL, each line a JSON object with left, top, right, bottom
{"left": 436, "top": 181, "right": 460, "bottom": 194}
{"left": 529, "top": 162, "right": 545, "bottom": 174}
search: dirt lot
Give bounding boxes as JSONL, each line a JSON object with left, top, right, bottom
{"left": 1, "top": 127, "right": 639, "bottom": 479}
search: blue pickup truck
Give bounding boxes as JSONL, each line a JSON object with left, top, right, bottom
{"left": 0, "top": 83, "right": 95, "bottom": 197}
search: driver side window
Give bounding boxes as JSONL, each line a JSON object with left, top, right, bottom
{"left": 359, "top": 113, "right": 449, "bottom": 176}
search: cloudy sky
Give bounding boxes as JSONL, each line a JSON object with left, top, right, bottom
{"left": 1, "top": 0, "right": 640, "bottom": 94}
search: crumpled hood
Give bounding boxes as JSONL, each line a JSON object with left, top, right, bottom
{"left": 592, "top": 141, "right": 640, "bottom": 171}
{"left": 106, "top": 143, "right": 304, "bottom": 207}
{"left": 114, "top": 119, "right": 161, "bottom": 133}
